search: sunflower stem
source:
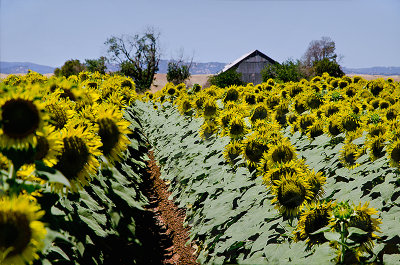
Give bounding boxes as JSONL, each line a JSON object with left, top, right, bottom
{"left": 340, "top": 221, "right": 347, "bottom": 264}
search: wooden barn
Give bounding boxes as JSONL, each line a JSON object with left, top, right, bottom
{"left": 221, "top": 50, "right": 278, "bottom": 85}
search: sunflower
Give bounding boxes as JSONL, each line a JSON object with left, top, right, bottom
{"left": 321, "top": 102, "right": 340, "bottom": 118}
{"left": 307, "top": 120, "right": 325, "bottom": 139}
{"left": 384, "top": 105, "right": 399, "bottom": 121}
{"left": 223, "top": 140, "right": 243, "bottom": 164}
{"left": 386, "top": 139, "right": 400, "bottom": 168}
{"left": 228, "top": 115, "right": 248, "bottom": 140}
{"left": 0, "top": 195, "right": 47, "bottom": 265}
{"left": 0, "top": 88, "right": 48, "bottom": 150}
{"left": 366, "top": 135, "right": 386, "bottom": 161}
{"left": 262, "top": 159, "right": 307, "bottom": 187}
{"left": 250, "top": 103, "right": 269, "bottom": 124}
{"left": 44, "top": 96, "right": 76, "bottom": 130}
{"left": 223, "top": 86, "right": 240, "bottom": 102}
{"left": 241, "top": 132, "right": 269, "bottom": 167}
{"left": 199, "top": 120, "right": 218, "bottom": 140}
{"left": 294, "top": 201, "right": 335, "bottom": 248}
{"left": 202, "top": 98, "right": 218, "bottom": 119}
{"left": 338, "top": 111, "right": 361, "bottom": 133}
{"left": 176, "top": 96, "right": 193, "bottom": 115}
{"left": 271, "top": 173, "right": 313, "bottom": 217}
{"left": 297, "top": 114, "right": 316, "bottom": 134}
{"left": 339, "top": 143, "right": 361, "bottom": 169}
{"left": 347, "top": 202, "right": 382, "bottom": 253}
{"left": 216, "top": 109, "right": 235, "bottom": 137}
{"left": 93, "top": 103, "right": 132, "bottom": 164}
{"left": 53, "top": 122, "right": 102, "bottom": 192}
{"left": 264, "top": 140, "right": 297, "bottom": 168}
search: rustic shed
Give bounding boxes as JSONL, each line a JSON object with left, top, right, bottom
{"left": 221, "top": 50, "right": 278, "bottom": 85}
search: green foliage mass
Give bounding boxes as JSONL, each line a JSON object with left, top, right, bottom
{"left": 84, "top": 56, "right": 107, "bottom": 74}
{"left": 261, "top": 59, "right": 305, "bottom": 83}
{"left": 54, "top": 59, "right": 86, "bottom": 78}
{"left": 313, "top": 58, "right": 345, "bottom": 78}
{"left": 166, "top": 61, "right": 191, "bottom": 85}
{"left": 208, "top": 69, "right": 244, "bottom": 87}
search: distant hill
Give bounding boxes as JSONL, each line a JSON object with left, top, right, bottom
{"left": 0, "top": 61, "right": 55, "bottom": 74}
{"left": 1, "top": 61, "right": 400, "bottom": 76}
{"left": 342, "top": 66, "right": 400, "bottom": 75}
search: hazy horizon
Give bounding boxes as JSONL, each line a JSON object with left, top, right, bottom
{"left": 1, "top": 0, "right": 399, "bottom": 69}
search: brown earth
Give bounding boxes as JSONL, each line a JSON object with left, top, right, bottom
{"left": 145, "top": 151, "right": 199, "bottom": 265}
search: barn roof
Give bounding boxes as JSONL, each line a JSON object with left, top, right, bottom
{"left": 221, "top": 49, "right": 278, "bottom": 73}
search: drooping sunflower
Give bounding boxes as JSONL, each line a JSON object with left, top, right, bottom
{"left": 202, "top": 98, "right": 218, "bottom": 119}
{"left": 92, "top": 103, "right": 132, "bottom": 164}
{"left": 366, "top": 135, "right": 386, "bottom": 161}
{"left": 294, "top": 201, "right": 335, "bottom": 249}
{"left": 53, "top": 122, "right": 102, "bottom": 192}
{"left": 307, "top": 120, "right": 325, "bottom": 139}
{"left": 0, "top": 195, "right": 47, "bottom": 265}
{"left": 0, "top": 87, "right": 48, "bottom": 150}
{"left": 216, "top": 109, "right": 235, "bottom": 137}
{"left": 176, "top": 96, "right": 193, "bottom": 116}
{"left": 338, "top": 111, "right": 361, "bottom": 134}
{"left": 296, "top": 114, "right": 316, "bottom": 134}
{"left": 223, "top": 86, "right": 240, "bottom": 102}
{"left": 250, "top": 103, "right": 269, "bottom": 124}
{"left": 271, "top": 173, "right": 313, "bottom": 217}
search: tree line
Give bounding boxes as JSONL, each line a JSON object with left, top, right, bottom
{"left": 55, "top": 29, "right": 344, "bottom": 91}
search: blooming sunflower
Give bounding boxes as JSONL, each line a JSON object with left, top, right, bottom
{"left": 306, "top": 170, "right": 327, "bottom": 201}
{"left": 250, "top": 103, "right": 269, "bottom": 124}
{"left": 339, "top": 143, "right": 361, "bottom": 169}
{"left": 271, "top": 173, "right": 313, "bottom": 217}
{"left": 241, "top": 132, "right": 269, "bottom": 167}
{"left": 262, "top": 159, "right": 307, "bottom": 187}
{"left": 53, "top": 122, "right": 102, "bottom": 192}
{"left": 0, "top": 195, "right": 47, "bottom": 265}
{"left": 228, "top": 115, "right": 248, "bottom": 140}
{"left": 223, "top": 86, "right": 240, "bottom": 102}
{"left": 0, "top": 88, "right": 48, "bottom": 150}
{"left": 93, "top": 104, "right": 131, "bottom": 164}
{"left": 347, "top": 202, "right": 382, "bottom": 253}
{"left": 199, "top": 120, "right": 218, "bottom": 140}
{"left": 366, "top": 135, "right": 386, "bottom": 161}
{"left": 294, "top": 201, "right": 335, "bottom": 249}
{"left": 202, "top": 98, "right": 218, "bottom": 119}
{"left": 216, "top": 109, "right": 235, "bottom": 137}
{"left": 223, "top": 140, "right": 243, "bottom": 164}
{"left": 44, "top": 96, "right": 76, "bottom": 130}
{"left": 264, "top": 140, "right": 297, "bottom": 168}
{"left": 33, "top": 125, "right": 63, "bottom": 167}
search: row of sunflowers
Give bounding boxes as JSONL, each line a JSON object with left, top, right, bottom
{"left": 141, "top": 74, "right": 400, "bottom": 263}
{"left": 0, "top": 71, "right": 141, "bottom": 264}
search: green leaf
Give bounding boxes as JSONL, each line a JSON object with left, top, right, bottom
{"left": 323, "top": 231, "right": 341, "bottom": 242}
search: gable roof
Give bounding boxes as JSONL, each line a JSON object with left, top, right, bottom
{"left": 221, "top": 49, "right": 278, "bottom": 73}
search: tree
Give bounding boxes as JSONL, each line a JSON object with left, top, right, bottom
{"left": 105, "top": 28, "right": 161, "bottom": 92}
{"left": 54, "top": 59, "right": 86, "bottom": 77}
{"left": 85, "top": 56, "right": 107, "bottom": 74}
{"left": 261, "top": 59, "right": 304, "bottom": 83}
{"left": 208, "top": 69, "right": 244, "bottom": 88}
{"left": 313, "top": 58, "right": 344, "bottom": 78}
{"left": 167, "top": 61, "right": 191, "bottom": 85}
{"left": 301, "top": 36, "right": 343, "bottom": 78}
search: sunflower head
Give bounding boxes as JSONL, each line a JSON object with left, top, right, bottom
{"left": 339, "top": 112, "right": 361, "bottom": 133}
{"left": 223, "top": 140, "right": 243, "bottom": 164}
{"left": 386, "top": 139, "right": 400, "bottom": 168}
{"left": 297, "top": 114, "right": 316, "bottom": 134}
{"left": 242, "top": 132, "right": 269, "bottom": 167}
{"left": 294, "top": 201, "right": 335, "bottom": 248}
{"left": 0, "top": 89, "right": 48, "bottom": 150}
{"left": 339, "top": 143, "right": 361, "bottom": 169}
{"left": 333, "top": 201, "right": 354, "bottom": 221}
{"left": 306, "top": 170, "right": 327, "bottom": 201}
{"left": 224, "top": 87, "right": 240, "bottom": 102}
{"left": 228, "top": 115, "right": 248, "bottom": 140}
{"left": 202, "top": 98, "right": 218, "bottom": 119}
{"left": 265, "top": 141, "right": 297, "bottom": 168}
{"left": 250, "top": 103, "right": 269, "bottom": 123}
{"left": 199, "top": 120, "right": 218, "bottom": 140}
{"left": 0, "top": 195, "right": 47, "bottom": 265}
{"left": 366, "top": 136, "right": 386, "bottom": 161}
{"left": 271, "top": 173, "right": 313, "bottom": 217}
{"left": 307, "top": 120, "right": 325, "bottom": 139}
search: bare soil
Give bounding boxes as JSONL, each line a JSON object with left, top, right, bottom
{"left": 144, "top": 151, "right": 199, "bottom": 265}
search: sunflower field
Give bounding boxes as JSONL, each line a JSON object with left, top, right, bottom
{"left": 1, "top": 71, "right": 400, "bottom": 264}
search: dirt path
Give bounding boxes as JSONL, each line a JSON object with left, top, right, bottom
{"left": 143, "top": 151, "right": 199, "bottom": 265}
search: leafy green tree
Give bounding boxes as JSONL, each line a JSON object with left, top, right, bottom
{"left": 85, "top": 56, "right": 107, "bottom": 74}
{"left": 105, "top": 28, "right": 161, "bottom": 92}
{"left": 208, "top": 69, "right": 244, "bottom": 88}
{"left": 261, "top": 59, "right": 304, "bottom": 83}
{"left": 166, "top": 61, "right": 191, "bottom": 85}
{"left": 313, "top": 58, "right": 344, "bottom": 78}
{"left": 54, "top": 59, "right": 86, "bottom": 77}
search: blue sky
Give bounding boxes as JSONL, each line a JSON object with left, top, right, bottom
{"left": 1, "top": 0, "right": 399, "bottom": 68}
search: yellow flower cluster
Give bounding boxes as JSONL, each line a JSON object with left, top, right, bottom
{"left": 0, "top": 71, "right": 136, "bottom": 263}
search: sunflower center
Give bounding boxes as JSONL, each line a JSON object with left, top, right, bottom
{"left": 33, "top": 136, "right": 50, "bottom": 161}
{"left": 251, "top": 106, "right": 268, "bottom": 122}
{"left": 245, "top": 141, "right": 268, "bottom": 163}
{"left": 230, "top": 122, "right": 245, "bottom": 137}
{"left": 1, "top": 98, "right": 40, "bottom": 139}
{"left": 304, "top": 209, "right": 330, "bottom": 243}
{"left": 98, "top": 118, "right": 120, "bottom": 156}
{"left": 271, "top": 146, "right": 294, "bottom": 164}
{"left": 204, "top": 104, "right": 217, "bottom": 117}
{"left": 0, "top": 211, "right": 32, "bottom": 257}
{"left": 55, "top": 136, "right": 89, "bottom": 180}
